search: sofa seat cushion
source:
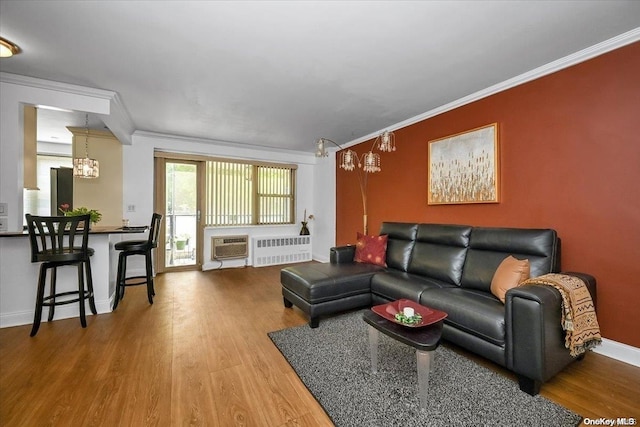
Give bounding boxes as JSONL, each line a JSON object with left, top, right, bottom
{"left": 371, "top": 271, "right": 455, "bottom": 302}
{"left": 281, "top": 263, "right": 382, "bottom": 304}
{"left": 420, "top": 288, "right": 506, "bottom": 346}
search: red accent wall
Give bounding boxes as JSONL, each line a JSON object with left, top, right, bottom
{"left": 336, "top": 42, "right": 640, "bottom": 348}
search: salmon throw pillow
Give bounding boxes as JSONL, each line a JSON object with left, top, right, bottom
{"left": 354, "top": 233, "right": 388, "bottom": 267}
{"left": 490, "top": 255, "right": 530, "bottom": 303}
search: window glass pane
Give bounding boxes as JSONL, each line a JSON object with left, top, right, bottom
{"left": 205, "top": 160, "right": 294, "bottom": 226}
{"left": 165, "top": 162, "right": 198, "bottom": 267}
{"left": 206, "top": 161, "right": 253, "bottom": 225}
{"left": 257, "top": 166, "right": 293, "bottom": 224}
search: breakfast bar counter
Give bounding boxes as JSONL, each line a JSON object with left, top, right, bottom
{"left": 0, "top": 226, "right": 148, "bottom": 329}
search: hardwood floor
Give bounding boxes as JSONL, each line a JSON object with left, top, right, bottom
{"left": 1, "top": 264, "right": 638, "bottom": 426}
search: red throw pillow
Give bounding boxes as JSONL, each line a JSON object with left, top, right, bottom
{"left": 354, "top": 232, "right": 388, "bottom": 267}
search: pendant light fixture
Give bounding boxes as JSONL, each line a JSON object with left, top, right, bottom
{"left": 73, "top": 113, "right": 99, "bottom": 178}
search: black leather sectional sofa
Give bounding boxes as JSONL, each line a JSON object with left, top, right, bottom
{"left": 280, "top": 222, "right": 596, "bottom": 395}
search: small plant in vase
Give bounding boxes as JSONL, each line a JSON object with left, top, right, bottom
{"left": 300, "top": 209, "right": 314, "bottom": 235}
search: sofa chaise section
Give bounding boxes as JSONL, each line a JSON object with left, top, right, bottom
{"left": 281, "top": 259, "right": 382, "bottom": 328}
{"left": 280, "top": 222, "right": 597, "bottom": 395}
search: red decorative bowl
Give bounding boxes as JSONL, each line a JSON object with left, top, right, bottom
{"left": 371, "top": 299, "right": 447, "bottom": 328}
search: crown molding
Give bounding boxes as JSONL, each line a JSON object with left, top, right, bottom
{"left": 100, "top": 91, "right": 135, "bottom": 145}
{"left": 3, "top": 27, "right": 638, "bottom": 153}
{"left": 134, "top": 130, "right": 316, "bottom": 166}
{"left": 343, "top": 27, "right": 640, "bottom": 148}
{"left": 1, "top": 72, "right": 136, "bottom": 145}
{"left": 134, "top": 130, "right": 313, "bottom": 156}
{"left": 0, "top": 72, "right": 115, "bottom": 99}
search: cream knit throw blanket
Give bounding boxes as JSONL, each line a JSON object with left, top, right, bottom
{"left": 519, "top": 273, "right": 602, "bottom": 357}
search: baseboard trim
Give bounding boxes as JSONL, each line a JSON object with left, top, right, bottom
{"left": 0, "top": 298, "right": 112, "bottom": 329}
{"left": 313, "top": 254, "right": 330, "bottom": 263}
{"left": 592, "top": 338, "right": 640, "bottom": 368}
{"left": 202, "top": 259, "right": 248, "bottom": 270}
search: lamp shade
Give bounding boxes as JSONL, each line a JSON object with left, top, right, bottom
{"left": 362, "top": 152, "right": 380, "bottom": 173}
{"left": 73, "top": 157, "right": 99, "bottom": 178}
{"left": 73, "top": 113, "right": 99, "bottom": 178}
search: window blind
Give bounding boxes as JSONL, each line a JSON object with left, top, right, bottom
{"left": 205, "top": 160, "right": 295, "bottom": 226}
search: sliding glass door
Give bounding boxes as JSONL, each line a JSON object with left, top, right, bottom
{"left": 155, "top": 157, "right": 204, "bottom": 272}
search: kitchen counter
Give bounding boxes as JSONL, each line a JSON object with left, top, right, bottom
{"left": 0, "top": 226, "right": 151, "bottom": 329}
{"left": 0, "top": 225, "right": 148, "bottom": 237}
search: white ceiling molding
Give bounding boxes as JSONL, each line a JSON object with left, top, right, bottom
{"left": 0, "top": 72, "right": 115, "bottom": 99}
{"left": 0, "top": 72, "right": 135, "bottom": 145}
{"left": 100, "top": 92, "right": 135, "bottom": 145}
{"left": 134, "top": 130, "right": 316, "bottom": 165}
{"left": 341, "top": 27, "right": 640, "bottom": 150}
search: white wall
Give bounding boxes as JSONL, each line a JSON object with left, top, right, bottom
{"left": 126, "top": 131, "right": 336, "bottom": 268}
{"left": 1, "top": 73, "right": 339, "bottom": 268}
{"left": 312, "top": 152, "right": 337, "bottom": 262}
{"left": 0, "top": 75, "right": 112, "bottom": 231}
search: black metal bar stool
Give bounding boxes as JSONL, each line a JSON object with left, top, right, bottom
{"left": 25, "top": 213, "right": 96, "bottom": 336}
{"left": 112, "top": 213, "right": 162, "bottom": 310}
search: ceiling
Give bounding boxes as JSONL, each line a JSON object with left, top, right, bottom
{"left": 35, "top": 108, "right": 107, "bottom": 145}
{"left": 1, "top": 1, "right": 640, "bottom": 153}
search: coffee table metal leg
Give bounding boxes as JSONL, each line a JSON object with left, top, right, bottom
{"left": 368, "top": 325, "right": 379, "bottom": 373}
{"left": 416, "top": 350, "right": 434, "bottom": 410}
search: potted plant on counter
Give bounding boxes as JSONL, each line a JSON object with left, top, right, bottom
{"left": 59, "top": 204, "right": 102, "bottom": 226}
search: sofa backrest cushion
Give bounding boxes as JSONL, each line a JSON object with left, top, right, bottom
{"left": 379, "top": 222, "right": 418, "bottom": 272}
{"left": 461, "top": 227, "right": 559, "bottom": 292}
{"left": 408, "top": 224, "right": 472, "bottom": 286}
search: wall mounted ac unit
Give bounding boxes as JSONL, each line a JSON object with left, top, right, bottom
{"left": 211, "top": 235, "right": 248, "bottom": 260}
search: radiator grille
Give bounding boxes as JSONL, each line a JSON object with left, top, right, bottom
{"left": 211, "top": 235, "right": 248, "bottom": 260}
{"left": 252, "top": 235, "right": 312, "bottom": 267}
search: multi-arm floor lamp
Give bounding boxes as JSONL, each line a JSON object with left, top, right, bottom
{"left": 315, "top": 131, "right": 396, "bottom": 235}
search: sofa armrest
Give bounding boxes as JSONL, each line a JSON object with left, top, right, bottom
{"left": 505, "top": 272, "right": 597, "bottom": 387}
{"left": 330, "top": 245, "right": 356, "bottom": 264}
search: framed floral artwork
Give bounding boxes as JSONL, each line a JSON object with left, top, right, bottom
{"left": 428, "top": 123, "right": 499, "bottom": 205}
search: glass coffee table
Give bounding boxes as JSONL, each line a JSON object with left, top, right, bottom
{"left": 362, "top": 299, "right": 447, "bottom": 410}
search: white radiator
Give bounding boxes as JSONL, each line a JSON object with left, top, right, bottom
{"left": 252, "top": 235, "right": 312, "bottom": 267}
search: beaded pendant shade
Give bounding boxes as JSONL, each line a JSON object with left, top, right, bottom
{"left": 377, "top": 130, "right": 396, "bottom": 152}
{"left": 340, "top": 149, "right": 357, "bottom": 171}
{"left": 362, "top": 151, "right": 380, "bottom": 173}
{"left": 73, "top": 114, "right": 99, "bottom": 179}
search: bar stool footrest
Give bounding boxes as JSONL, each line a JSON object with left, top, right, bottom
{"left": 122, "top": 275, "right": 151, "bottom": 286}
{"left": 42, "top": 290, "right": 93, "bottom": 306}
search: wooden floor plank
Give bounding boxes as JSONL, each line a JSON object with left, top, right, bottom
{"left": 1, "top": 264, "right": 638, "bottom": 426}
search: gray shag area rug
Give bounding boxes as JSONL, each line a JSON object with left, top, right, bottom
{"left": 268, "top": 310, "right": 582, "bottom": 427}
